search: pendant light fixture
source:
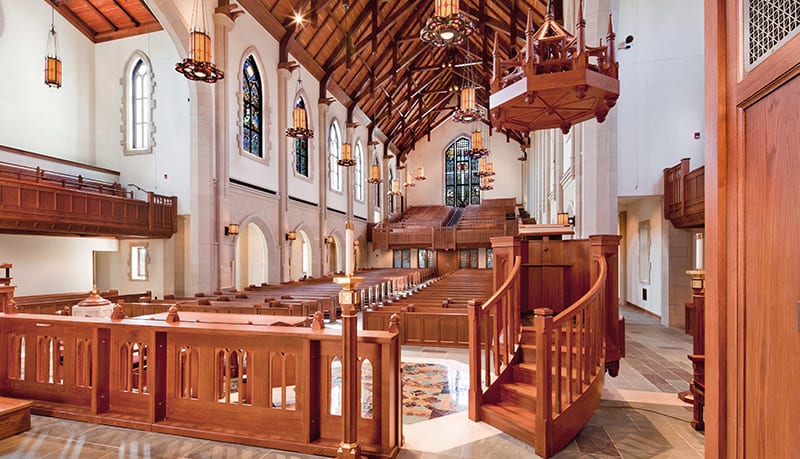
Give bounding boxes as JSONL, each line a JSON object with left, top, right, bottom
{"left": 175, "top": 0, "right": 224, "bottom": 83}
{"left": 44, "top": 7, "right": 61, "bottom": 88}
{"left": 338, "top": 142, "right": 356, "bottom": 167}
{"left": 420, "top": 0, "right": 475, "bottom": 48}
{"left": 286, "top": 72, "right": 314, "bottom": 138}
{"left": 453, "top": 45, "right": 482, "bottom": 123}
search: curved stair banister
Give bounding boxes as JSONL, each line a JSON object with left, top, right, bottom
{"left": 468, "top": 254, "right": 610, "bottom": 459}
{"left": 534, "top": 255, "right": 607, "bottom": 457}
{"left": 467, "top": 255, "right": 523, "bottom": 418}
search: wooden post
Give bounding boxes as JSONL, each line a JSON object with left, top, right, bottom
{"left": 334, "top": 275, "right": 365, "bottom": 459}
{"left": 467, "top": 300, "right": 482, "bottom": 421}
{"left": 687, "top": 269, "right": 705, "bottom": 431}
{"left": 534, "top": 307, "right": 553, "bottom": 457}
{"left": 589, "top": 234, "right": 623, "bottom": 376}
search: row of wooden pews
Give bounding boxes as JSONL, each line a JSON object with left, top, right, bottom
{"left": 362, "top": 269, "right": 494, "bottom": 347}
{"left": 115, "top": 268, "right": 434, "bottom": 324}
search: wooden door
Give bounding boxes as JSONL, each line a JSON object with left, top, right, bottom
{"left": 742, "top": 76, "right": 800, "bottom": 457}
{"left": 706, "top": 0, "right": 800, "bottom": 456}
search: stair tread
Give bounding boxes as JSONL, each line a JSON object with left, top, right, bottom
{"left": 482, "top": 402, "right": 535, "bottom": 429}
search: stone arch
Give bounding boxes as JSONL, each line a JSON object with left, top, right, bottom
{"left": 288, "top": 222, "right": 316, "bottom": 280}
{"left": 234, "top": 214, "right": 279, "bottom": 285}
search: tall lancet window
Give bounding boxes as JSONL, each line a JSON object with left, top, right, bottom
{"left": 124, "top": 52, "right": 154, "bottom": 154}
{"left": 444, "top": 136, "right": 480, "bottom": 206}
{"left": 329, "top": 121, "right": 342, "bottom": 191}
{"left": 242, "top": 56, "right": 262, "bottom": 157}
{"left": 354, "top": 140, "right": 364, "bottom": 201}
{"left": 294, "top": 98, "right": 309, "bottom": 176}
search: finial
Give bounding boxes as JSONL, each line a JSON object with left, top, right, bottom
{"left": 578, "top": 0, "right": 585, "bottom": 24}
{"left": 608, "top": 12, "right": 615, "bottom": 35}
{"left": 165, "top": 306, "right": 180, "bottom": 325}
{"left": 388, "top": 313, "right": 400, "bottom": 333}
{"left": 110, "top": 305, "right": 125, "bottom": 322}
{"left": 526, "top": 8, "right": 534, "bottom": 36}
{"left": 311, "top": 310, "right": 325, "bottom": 330}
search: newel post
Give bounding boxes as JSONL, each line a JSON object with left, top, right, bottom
{"left": 589, "top": 234, "right": 623, "bottom": 376}
{"left": 467, "top": 299, "right": 482, "bottom": 421}
{"left": 334, "top": 275, "right": 365, "bottom": 459}
{"left": 534, "top": 307, "right": 553, "bottom": 457}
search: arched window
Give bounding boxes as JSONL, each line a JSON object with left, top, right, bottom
{"left": 294, "top": 97, "right": 309, "bottom": 176}
{"left": 444, "top": 136, "right": 481, "bottom": 206}
{"left": 242, "top": 56, "right": 262, "bottom": 157}
{"left": 354, "top": 140, "right": 364, "bottom": 201}
{"left": 329, "top": 121, "right": 342, "bottom": 191}
{"left": 124, "top": 53, "right": 154, "bottom": 154}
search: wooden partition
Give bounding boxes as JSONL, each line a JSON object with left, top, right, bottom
{"left": 0, "top": 314, "right": 402, "bottom": 458}
{"left": 0, "top": 161, "right": 176, "bottom": 238}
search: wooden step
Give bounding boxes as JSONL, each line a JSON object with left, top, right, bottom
{"left": 499, "top": 381, "right": 537, "bottom": 412}
{"left": 513, "top": 362, "right": 536, "bottom": 384}
{"left": 480, "top": 401, "right": 535, "bottom": 447}
{"left": 520, "top": 326, "right": 536, "bottom": 344}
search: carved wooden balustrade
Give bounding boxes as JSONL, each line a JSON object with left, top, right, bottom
{"left": 0, "top": 314, "right": 401, "bottom": 458}
{"left": 663, "top": 158, "right": 705, "bottom": 228}
{"left": 468, "top": 256, "right": 523, "bottom": 409}
{"left": 533, "top": 256, "right": 607, "bottom": 456}
{"left": 0, "top": 161, "right": 177, "bottom": 238}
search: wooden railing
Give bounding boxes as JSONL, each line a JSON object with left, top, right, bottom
{"left": 372, "top": 223, "right": 516, "bottom": 250}
{"left": 534, "top": 256, "right": 607, "bottom": 456}
{"left": 0, "top": 313, "right": 401, "bottom": 458}
{"left": 663, "top": 158, "right": 705, "bottom": 228}
{"left": 0, "top": 162, "right": 177, "bottom": 238}
{"left": 467, "top": 255, "right": 522, "bottom": 415}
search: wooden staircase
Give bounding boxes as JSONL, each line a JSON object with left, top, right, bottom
{"left": 469, "top": 235, "right": 623, "bottom": 458}
{"left": 480, "top": 326, "right": 538, "bottom": 442}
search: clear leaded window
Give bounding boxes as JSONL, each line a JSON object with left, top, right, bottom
{"left": 486, "top": 248, "right": 494, "bottom": 269}
{"left": 354, "top": 141, "right": 364, "bottom": 201}
{"left": 242, "top": 56, "right": 262, "bottom": 157}
{"left": 294, "top": 98, "right": 309, "bottom": 176}
{"left": 131, "top": 59, "right": 151, "bottom": 150}
{"left": 444, "top": 136, "right": 481, "bottom": 206}
{"left": 329, "top": 121, "right": 342, "bottom": 191}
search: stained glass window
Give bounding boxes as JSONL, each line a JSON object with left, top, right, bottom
{"left": 393, "top": 249, "right": 411, "bottom": 268}
{"left": 354, "top": 141, "right": 364, "bottom": 201}
{"left": 418, "top": 249, "right": 434, "bottom": 268}
{"left": 486, "top": 248, "right": 494, "bottom": 269}
{"left": 459, "top": 249, "right": 478, "bottom": 268}
{"left": 329, "top": 121, "right": 342, "bottom": 191}
{"left": 294, "top": 98, "right": 309, "bottom": 176}
{"left": 444, "top": 136, "right": 481, "bottom": 206}
{"left": 131, "top": 59, "right": 151, "bottom": 150}
{"left": 242, "top": 56, "right": 262, "bottom": 157}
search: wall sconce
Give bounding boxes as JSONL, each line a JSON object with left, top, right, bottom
{"left": 568, "top": 216, "right": 576, "bottom": 226}
{"left": 325, "top": 235, "right": 334, "bottom": 244}
{"left": 286, "top": 231, "right": 297, "bottom": 241}
{"left": 354, "top": 239, "right": 360, "bottom": 247}
{"left": 225, "top": 223, "right": 240, "bottom": 236}
{"left": 557, "top": 212, "right": 569, "bottom": 226}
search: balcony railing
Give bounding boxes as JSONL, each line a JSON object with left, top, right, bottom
{"left": 664, "top": 158, "right": 704, "bottom": 228}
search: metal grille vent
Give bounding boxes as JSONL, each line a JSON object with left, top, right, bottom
{"left": 746, "top": 0, "right": 800, "bottom": 70}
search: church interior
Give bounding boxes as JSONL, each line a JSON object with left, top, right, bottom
{"left": 0, "top": 0, "right": 797, "bottom": 457}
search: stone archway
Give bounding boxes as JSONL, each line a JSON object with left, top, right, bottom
{"left": 235, "top": 223, "right": 268, "bottom": 290}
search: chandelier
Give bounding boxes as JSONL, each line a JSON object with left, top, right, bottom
{"left": 44, "top": 7, "right": 61, "bottom": 88}
{"left": 420, "top": 0, "right": 475, "bottom": 47}
{"left": 479, "top": 176, "right": 494, "bottom": 191}
{"left": 368, "top": 164, "right": 382, "bottom": 184}
{"left": 175, "top": 0, "right": 224, "bottom": 83}
{"left": 286, "top": 74, "right": 314, "bottom": 138}
{"left": 388, "top": 179, "right": 402, "bottom": 195}
{"left": 338, "top": 143, "right": 356, "bottom": 167}
{"left": 489, "top": 4, "right": 619, "bottom": 134}
{"left": 453, "top": 46, "right": 482, "bottom": 123}
{"left": 415, "top": 166, "right": 426, "bottom": 181}
{"left": 467, "top": 126, "right": 489, "bottom": 158}
{"left": 404, "top": 171, "right": 416, "bottom": 187}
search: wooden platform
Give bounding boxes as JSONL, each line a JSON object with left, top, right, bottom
{"left": 0, "top": 397, "right": 33, "bottom": 440}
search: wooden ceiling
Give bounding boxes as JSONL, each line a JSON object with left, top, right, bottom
{"left": 239, "top": 0, "right": 556, "bottom": 161}
{"left": 46, "top": 0, "right": 161, "bottom": 43}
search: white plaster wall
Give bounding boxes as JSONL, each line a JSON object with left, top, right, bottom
{"left": 615, "top": 0, "right": 705, "bottom": 197}
{"left": 0, "top": 149, "right": 118, "bottom": 183}
{"left": 0, "top": 234, "right": 117, "bottom": 297}
{"left": 620, "top": 196, "right": 666, "bottom": 318}
{"left": 227, "top": 13, "right": 280, "bottom": 192}
{"left": 94, "top": 238, "right": 174, "bottom": 298}
{"left": 405, "top": 119, "right": 523, "bottom": 207}
{"left": 0, "top": 0, "right": 95, "bottom": 163}
{"left": 93, "top": 31, "right": 192, "bottom": 214}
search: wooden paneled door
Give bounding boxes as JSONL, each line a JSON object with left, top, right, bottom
{"left": 706, "top": 0, "right": 800, "bottom": 457}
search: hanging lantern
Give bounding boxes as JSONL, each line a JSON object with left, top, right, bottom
{"left": 175, "top": 0, "right": 224, "bottom": 83}
{"left": 286, "top": 79, "right": 314, "bottom": 138}
{"left": 468, "top": 127, "right": 489, "bottom": 158}
{"left": 388, "top": 179, "right": 402, "bottom": 195}
{"left": 338, "top": 143, "right": 356, "bottom": 167}
{"left": 420, "top": 0, "right": 475, "bottom": 47}
{"left": 45, "top": 8, "right": 61, "bottom": 88}
{"left": 415, "top": 166, "right": 426, "bottom": 181}
{"left": 368, "top": 164, "right": 382, "bottom": 184}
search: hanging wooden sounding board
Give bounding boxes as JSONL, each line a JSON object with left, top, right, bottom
{"left": 489, "top": 2, "right": 619, "bottom": 135}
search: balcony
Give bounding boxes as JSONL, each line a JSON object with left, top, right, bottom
{"left": 0, "top": 159, "right": 177, "bottom": 238}
{"left": 664, "top": 158, "right": 704, "bottom": 229}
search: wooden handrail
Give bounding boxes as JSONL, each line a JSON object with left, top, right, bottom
{"left": 467, "top": 255, "right": 522, "bottom": 419}
{"left": 534, "top": 255, "right": 607, "bottom": 457}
